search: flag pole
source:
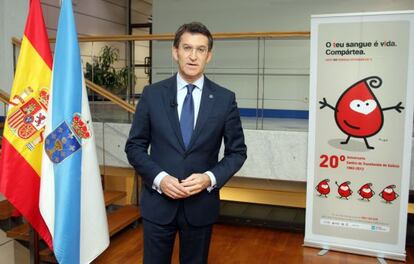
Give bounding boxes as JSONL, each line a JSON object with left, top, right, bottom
{"left": 29, "top": 225, "right": 40, "bottom": 264}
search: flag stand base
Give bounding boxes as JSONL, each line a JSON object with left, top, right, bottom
{"left": 377, "top": 257, "right": 387, "bottom": 264}
{"left": 318, "top": 249, "right": 329, "bottom": 256}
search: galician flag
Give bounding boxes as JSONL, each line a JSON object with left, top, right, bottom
{"left": 39, "top": 0, "right": 109, "bottom": 263}
{"left": 0, "top": 0, "right": 53, "bottom": 249}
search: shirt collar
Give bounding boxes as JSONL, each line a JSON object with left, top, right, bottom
{"left": 177, "top": 73, "right": 204, "bottom": 92}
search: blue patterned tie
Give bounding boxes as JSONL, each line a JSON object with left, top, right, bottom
{"left": 180, "top": 84, "right": 195, "bottom": 149}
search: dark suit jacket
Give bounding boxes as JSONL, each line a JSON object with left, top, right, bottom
{"left": 125, "top": 74, "right": 247, "bottom": 226}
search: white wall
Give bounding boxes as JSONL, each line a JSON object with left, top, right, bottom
{"left": 40, "top": 0, "right": 152, "bottom": 95}
{"left": 41, "top": 0, "right": 129, "bottom": 69}
{"left": 152, "top": 0, "right": 414, "bottom": 112}
{"left": 0, "top": 230, "right": 29, "bottom": 264}
{"left": 0, "top": 0, "right": 28, "bottom": 116}
{"left": 0, "top": 1, "right": 4, "bottom": 109}
{"left": 0, "top": 0, "right": 130, "bottom": 94}
{"left": 42, "top": 0, "right": 128, "bottom": 37}
{"left": 153, "top": 0, "right": 414, "bottom": 33}
{"left": 0, "top": 0, "right": 138, "bottom": 120}
{"left": 0, "top": 0, "right": 24, "bottom": 201}
{"left": 131, "top": 0, "right": 152, "bottom": 24}
{"left": 0, "top": 0, "right": 154, "bottom": 107}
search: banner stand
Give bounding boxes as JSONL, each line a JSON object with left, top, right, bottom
{"left": 304, "top": 240, "right": 405, "bottom": 261}
{"left": 305, "top": 10, "right": 414, "bottom": 261}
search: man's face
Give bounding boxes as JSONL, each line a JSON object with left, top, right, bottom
{"left": 172, "top": 32, "right": 212, "bottom": 83}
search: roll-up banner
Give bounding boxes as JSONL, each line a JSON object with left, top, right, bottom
{"left": 305, "top": 11, "right": 414, "bottom": 261}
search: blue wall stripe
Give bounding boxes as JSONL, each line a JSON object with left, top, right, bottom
{"left": 0, "top": 110, "right": 309, "bottom": 123}
{"left": 239, "top": 108, "right": 309, "bottom": 119}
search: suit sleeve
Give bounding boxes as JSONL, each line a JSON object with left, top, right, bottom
{"left": 210, "top": 92, "right": 247, "bottom": 188}
{"left": 125, "top": 87, "right": 163, "bottom": 187}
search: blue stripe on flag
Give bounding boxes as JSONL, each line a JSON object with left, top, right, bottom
{"left": 52, "top": 0, "right": 82, "bottom": 262}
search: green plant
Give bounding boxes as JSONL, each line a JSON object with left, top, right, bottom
{"left": 85, "top": 45, "right": 134, "bottom": 97}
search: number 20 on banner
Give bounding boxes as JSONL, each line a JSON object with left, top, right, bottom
{"left": 320, "top": 154, "right": 346, "bottom": 168}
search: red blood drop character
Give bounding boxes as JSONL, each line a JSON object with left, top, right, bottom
{"left": 319, "top": 76, "right": 404, "bottom": 149}
{"left": 358, "top": 183, "right": 375, "bottom": 201}
{"left": 315, "top": 179, "right": 330, "bottom": 197}
{"left": 379, "top": 185, "right": 399, "bottom": 204}
{"left": 335, "top": 181, "right": 352, "bottom": 200}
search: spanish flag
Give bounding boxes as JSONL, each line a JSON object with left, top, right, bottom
{"left": 0, "top": 0, "right": 52, "bottom": 248}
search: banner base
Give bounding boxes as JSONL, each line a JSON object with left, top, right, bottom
{"left": 303, "top": 240, "right": 406, "bottom": 262}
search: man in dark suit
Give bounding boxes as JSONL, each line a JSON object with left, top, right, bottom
{"left": 125, "top": 22, "right": 247, "bottom": 264}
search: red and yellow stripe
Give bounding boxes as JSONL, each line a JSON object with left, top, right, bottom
{"left": 0, "top": 0, "right": 52, "bottom": 248}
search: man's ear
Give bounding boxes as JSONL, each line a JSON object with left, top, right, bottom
{"left": 206, "top": 51, "right": 212, "bottom": 64}
{"left": 172, "top": 46, "right": 178, "bottom": 61}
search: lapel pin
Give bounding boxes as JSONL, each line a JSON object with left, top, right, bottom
{"left": 209, "top": 94, "right": 214, "bottom": 99}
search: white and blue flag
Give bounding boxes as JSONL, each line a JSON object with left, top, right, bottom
{"left": 40, "top": 0, "right": 109, "bottom": 263}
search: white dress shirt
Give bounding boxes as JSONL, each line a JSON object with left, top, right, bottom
{"left": 152, "top": 73, "right": 217, "bottom": 193}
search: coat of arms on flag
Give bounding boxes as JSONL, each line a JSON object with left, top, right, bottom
{"left": 7, "top": 86, "right": 49, "bottom": 151}
{"left": 45, "top": 113, "right": 91, "bottom": 164}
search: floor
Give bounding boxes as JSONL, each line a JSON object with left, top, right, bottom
{"left": 93, "top": 222, "right": 414, "bottom": 264}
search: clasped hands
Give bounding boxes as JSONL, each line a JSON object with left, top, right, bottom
{"left": 160, "top": 173, "right": 211, "bottom": 199}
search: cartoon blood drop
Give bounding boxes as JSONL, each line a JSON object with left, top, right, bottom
{"left": 335, "top": 181, "right": 352, "bottom": 199}
{"left": 315, "top": 179, "right": 330, "bottom": 197}
{"left": 358, "top": 183, "right": 375, "bottom": 201}
{"left": 379, "top": 185, "right": 399, "bottom": 204}
{"left": 319, "top": 76, "right": 404, "bottom": 149}
{"left": 336, "top": 78, "right": 383, "bottom": 137}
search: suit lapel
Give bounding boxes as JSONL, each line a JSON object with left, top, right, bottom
{"left": 187, "top": 78, "right": 216, "bottom": 150}
{"left": 161, "top": 75, "right": 186, "bottom": 151}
